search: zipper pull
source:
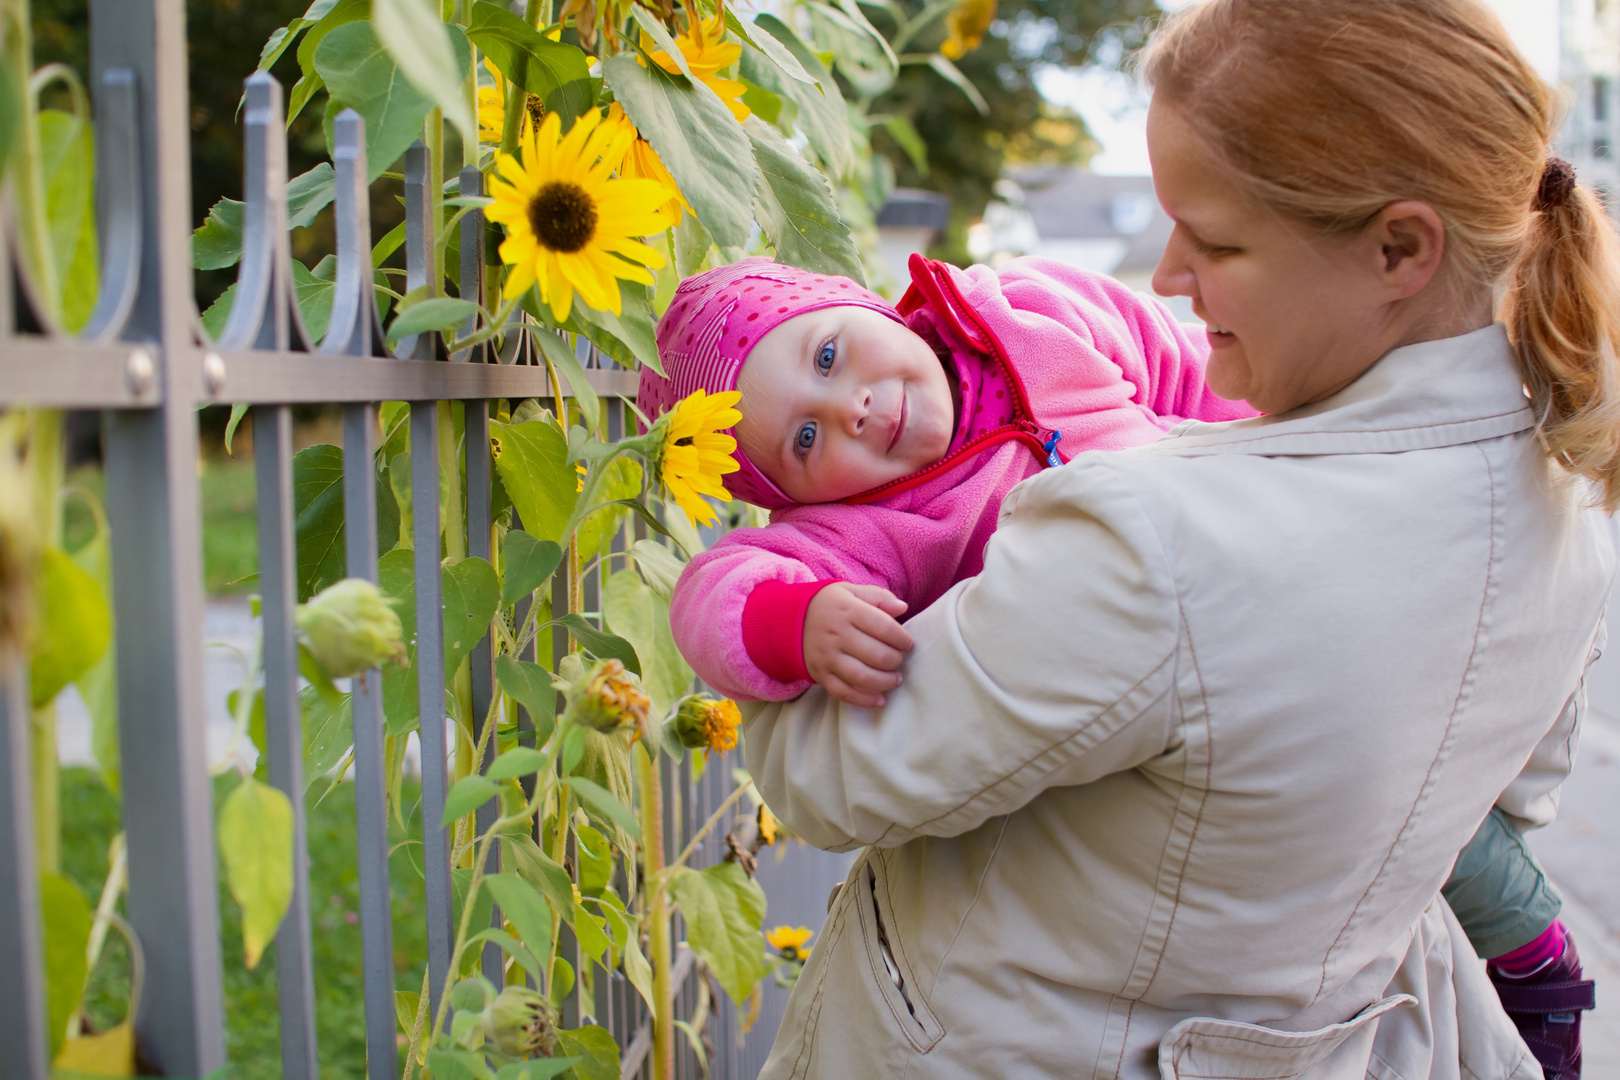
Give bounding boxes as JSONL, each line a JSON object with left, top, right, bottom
{"left": 1042, "top": 429, "right": 1062, "bottom": 468}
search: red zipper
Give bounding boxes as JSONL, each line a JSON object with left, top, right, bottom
{"left": 840, "top": 259, "right": 1063, "bottom": 507}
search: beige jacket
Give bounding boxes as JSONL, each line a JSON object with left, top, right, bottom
{"left": 744, "top": 325, "right": 1616, "bottom": 1080}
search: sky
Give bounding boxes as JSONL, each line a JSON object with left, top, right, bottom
{"left": 1039, "top": 0, "right": 1563, "bottom": 175}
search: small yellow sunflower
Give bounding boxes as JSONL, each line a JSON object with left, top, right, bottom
{"left": 646, "top": 12, "right": 750, "bottom": 122}
{"left": 941, "top": 0, "right": 995, "bottom": 59}
{"left": 766, "top": 925, "right": 814, "bottom": 962}
{"left": 486, "top": 109, "right": 677, "bottom": 322}
{"left": 757, "top": 804, "right": 778, "bottom": 846}
{"left": 655, "top": 389, "right": 741, "bottom": 527}
{"left": 604, "top": 103, "right": 689, "bottom": 224}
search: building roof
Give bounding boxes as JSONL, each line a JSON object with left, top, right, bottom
{"left": 1005, "top": 167, "right": 1173, "bottom": 275}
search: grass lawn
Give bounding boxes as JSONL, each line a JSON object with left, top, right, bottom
{"left": 62, "top": 767, "right": 430, "bottom": 1079}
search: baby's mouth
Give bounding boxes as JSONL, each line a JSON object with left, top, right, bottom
{"left": 886, "top": 391, "right": 908, "bottom": 455}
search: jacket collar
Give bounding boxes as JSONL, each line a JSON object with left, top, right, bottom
{"left": 1147, "top": 324, "right": 1536, "bottom": 458}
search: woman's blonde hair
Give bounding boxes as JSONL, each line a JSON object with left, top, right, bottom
{"left": 1142, "top": 0, "right": 1620, "bottom": 509}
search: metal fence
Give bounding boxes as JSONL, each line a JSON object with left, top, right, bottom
{"left": 0, "top": 0, "right": 849, "bottom": 1075}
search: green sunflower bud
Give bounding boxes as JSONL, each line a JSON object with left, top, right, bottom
{"left": 563, "top": 657, "right": 652, "bottom": 735}
{"left": 664, "top": 693, "right": 741, "bottom": 759}
{"left": 294, "top": 578, "right": 406, "bottom": 678}
{"left": 480, "top": 985, "right": 559, "bottom": 1058}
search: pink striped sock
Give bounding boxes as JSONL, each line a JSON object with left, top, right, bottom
{"left": 1490, "top": 920, "right": 1567, "bottom": 976}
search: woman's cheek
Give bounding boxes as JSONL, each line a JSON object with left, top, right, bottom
{"left": 1204, "top": 348, "right": 1252, "bottom": 402}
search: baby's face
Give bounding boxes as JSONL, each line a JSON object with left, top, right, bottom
{"left": 735, "top": 305, "right": 954, "bottom": 504}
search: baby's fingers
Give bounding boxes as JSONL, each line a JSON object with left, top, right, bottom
{"left": 829, "top": 653, "right": 903, "bottom": 697}
{"left": 851, "top": 602, "right": 914, "bottom": 655}
{"left": 822, "top": 671, "right": 892, "bottom": 709}
{"left": 844, "top": 583, "right": 908, "bottom": 619}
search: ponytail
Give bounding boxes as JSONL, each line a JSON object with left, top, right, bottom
{"left": 1503, "top": 174, "right": 1620, "bottom": 511}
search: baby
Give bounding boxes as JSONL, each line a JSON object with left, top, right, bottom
{"left": 639, "top": 254, "right": 1256, "bottom": 705}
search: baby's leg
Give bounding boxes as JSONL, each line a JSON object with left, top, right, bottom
{"left": 1442, "top": 808, "right": 1593, "bottom": 1079}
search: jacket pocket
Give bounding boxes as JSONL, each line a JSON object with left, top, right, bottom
{"left": 1158, "top": 994, "right": 1415, "bottom": 1080}
{"left": 857, "top": 856, "right": 946, "bottom": 1053}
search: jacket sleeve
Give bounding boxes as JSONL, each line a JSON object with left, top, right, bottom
{"left": 742, "top": 460, "right": 1182, "bottom": 851}
{"left": 669, "top": 510, "right": 909, "bottom": 702}
{"left": 1497, "top": 619, "right": 1607, "bottom": 830}
{"left": 1000, "top": 258, "right": 1259, "bottom": 426}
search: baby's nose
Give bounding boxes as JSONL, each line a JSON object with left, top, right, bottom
{"left": 843, "top": 389, "right": 873, "bottom": 436}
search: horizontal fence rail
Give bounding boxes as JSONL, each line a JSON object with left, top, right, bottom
{"left": 0, "top": 0, "right": 851, "bottom": 1076}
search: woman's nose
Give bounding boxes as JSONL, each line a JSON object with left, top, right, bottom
{"left": 1152, "top": 231, "right": 1197, "bottom": 298}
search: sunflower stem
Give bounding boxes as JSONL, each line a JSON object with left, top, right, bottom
{"left": 635, "top": 741, "right": 675, "bottom": 1080}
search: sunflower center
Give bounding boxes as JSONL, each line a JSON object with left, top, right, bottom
{"left": 674, "top": 436, "right": 694, "bottom": 446}
{"left": 525, "top": 93, "right": 545, "bottom": 129}
{"left": 528, "top": 182, "right": 598, "bottom": 253}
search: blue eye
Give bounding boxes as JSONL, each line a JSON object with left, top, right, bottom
{"left": 816, "top": 341, "right": 836, "bottom": 374}
{"left": 795, "top": 422, "right": 817, "bottom": 455}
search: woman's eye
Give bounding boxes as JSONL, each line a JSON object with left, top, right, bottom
{"left": 816, "top": 342, "right": 836, "bottom": 374}
{"left": 795, "top": 422, "right": 817, "bottom": 455}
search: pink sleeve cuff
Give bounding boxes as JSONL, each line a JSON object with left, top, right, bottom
{"left": 742, "top": 579, "right": 840, "bottom": 684}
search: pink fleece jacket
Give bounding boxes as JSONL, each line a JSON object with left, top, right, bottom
{"left": 669, "top": 254, "right": 1258, "bottom": 701}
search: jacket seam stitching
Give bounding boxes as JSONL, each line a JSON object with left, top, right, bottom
{"left": 927, "top": 816, "right": 1010, "bottom": 998}
{"left": 1311, "top": 441, "right": 1501, "bottom": 1005}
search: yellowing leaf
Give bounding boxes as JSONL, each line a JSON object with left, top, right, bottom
{"left": 53, "top": 1022, "right": 134, "bottom": 1076}
{"left": 29, "top": 546, "right": 111, "bottom": 708}
{"left": 217, "top": 777, "right": 295, "bottom": 968}
{"left": 668, "top": 861, "right": 768, "bottom": 1005}
{"left": 41, "top": 873, "right": 91, "bottom": 1060}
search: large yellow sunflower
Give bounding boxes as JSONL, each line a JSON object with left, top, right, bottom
{"left": 656, "top": 389, "right": 741, "bottom": 527}
{"left": 646, "top": 12, "right": 750, "bottom": 121}
{"left": 487, "top": 109, "right": 677, "bottom": 322}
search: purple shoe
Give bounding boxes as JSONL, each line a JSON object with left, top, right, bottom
{"left": 1489, "top": 935, "right": 1596, "bottom": 1079}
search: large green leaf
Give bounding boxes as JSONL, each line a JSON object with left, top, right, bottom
{"left": 218, "top": 776, "right": 295, "bottom": 969}
{"left": 489, "top": 417, "right": 576, "bottom": 544}
{"left": 745, "top": 116, "right": 864, "bottom": 282}
{"left": 744, "top": 19, "right": 853, "bottom": 180}
{"left": 372, "top": 0, "right": 475, "bottom": 145}
{"left": 628, "top": 539, "right": 684, "bottom": 605}
{"left": 465, "top": 1, "right": 593, "bottom": 125}
{"left": 570, "top": 284, "right": 661, "bottom": 375}
{"left": 501, "top": 832, "right": 576, "bottom": 920}
{"left": 495, "top": 655, "right": 555, "bottom": 744}
{"left": 191, "top": 165, "right": 337, "bottom": 272}
{"left": 292, "top": 444, "right": 346, "bottom": 601}
{"left": 295, "top": 255, "right": 338, "bottom": 343}
{"left": 315, "top": 20, "right": 437, "bottom": 182}
{"left": 378, "top": 547, "right": 419, "bottom": 734}
{"left": 551, "top": 614, "right": 639, "bottom": 676}
{"left": 256, "top": 0, "right": 345, "bottom": 71}
{"left": 668, "top": 861, "right": 768, "bottom": 1005}
{"left": 482, "top": 872, "right": 555, "bottom": 969}
{"left": 384, "top": 297, "right": 478, "bottom": 347}
{"left": 29, "top": 546, "right": 111, "bottom": 708}
{"left": 603, "top": 52, "right": 757, "bottom": 250}
{"left": 556, "top": 1025, "right": 620, "bottom": 1080}
{"left": 576, "top": 457, "right": 643, "bottom": 568}
{"left": 289, "top": 0, "right": 370, "bottom": 122}
{"left": 300, "top": 682, "right": 353, "bottom": 784}
{"left": 39, "top": 110, "right": 97, "bottom": 331}
{"left": 602, "top": 569, "right": 691, "bottom": 718}
{"left": 442, "top": 555, "right": 500, "bottom": 677}
{"left": 501, "top": 530, "right": 562, "bottom": 607}
{"left": 531, "top": 331, "right": 602, "bottom": 432}
{"left": 41, "top": 873, "right": 91, "bottom": 1060}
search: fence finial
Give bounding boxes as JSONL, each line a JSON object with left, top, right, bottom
{"left": 321, "top": 109, "right": 389, "bottom": 358}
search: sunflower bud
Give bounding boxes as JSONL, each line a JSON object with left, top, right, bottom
{"left": 480, "top": 985, "right": 559, "bottom": 1058}
{"left": 665, "top": 693, "right": 741, "bottom": 759}
{"left": 295, "top": 578, "right": 407, "bottom": 678}
{"left": 563, "top": 658, "right": 652, "bottom": 735}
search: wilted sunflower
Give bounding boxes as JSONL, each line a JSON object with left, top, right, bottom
{"left": 646, "top": 11, "right": 750, "bottom": 121}
{"left": 652, "top": 389, "right": 742, "bottom": 527}
{"left": 487, "top": 109, "right": 677, "bottom": 322}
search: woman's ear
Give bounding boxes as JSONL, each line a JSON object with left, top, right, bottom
{"left": 1369, "top": 200, "right": 1447, "bottom": 299}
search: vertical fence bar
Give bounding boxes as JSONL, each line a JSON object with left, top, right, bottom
{"left": 0, "top": 653, "right": 47, "bottom": 1080}
{"left": 91, "top": 0, "right": 226, "bottom": 1069}
{"left": 344, "top": 403, "right": 399, "bottom": 1079}
{"left": 412, "top": 401, "right": 453, "bottom": 1015}
{"left": 254, "top": 405, "right": 319, "bottom": 1080}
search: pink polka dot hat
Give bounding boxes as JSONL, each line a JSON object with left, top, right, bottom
{"left": 639, "top": 257, "right": 904, "bottom": 510}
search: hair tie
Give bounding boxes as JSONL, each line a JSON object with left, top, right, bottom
{"left": 1535, "top": 157, "right": 1577, "bottom": 212}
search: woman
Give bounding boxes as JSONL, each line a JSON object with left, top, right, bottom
{"left": 742, "top": 1, "right": 1620, "bottom": 1077}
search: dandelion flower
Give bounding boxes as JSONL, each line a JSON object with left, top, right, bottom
{"left": 646, "top": 12, "right": 750, "bottom": 122}
{"left": 941, "top": 0, "right": 995, "bottom": 59}
{"left": 653, "top": 389, "right": 741, "bottom": 527}
{"left": 487, "top": 109, "right": 676, "bottom": 322}
{"left": 766, "top": 925, "right": 813, "bottom": 962}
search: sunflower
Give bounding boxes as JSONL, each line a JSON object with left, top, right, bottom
{"left": 487, "top": 109, "right": 677, "bottom": 322}
{"left": 604, "top": 103, "right": 689, "bottom": 224}
{"left": 646, "top": 11, "right": 750, "bottom": 122}
{"left": 653, "top": 389, "right": 741, "bottom": 527}
{"left": 766, "top": 926, "right": 814, "bottom": 962}
{"left": 941, "top": 0, "right": 995, "bottom": 59}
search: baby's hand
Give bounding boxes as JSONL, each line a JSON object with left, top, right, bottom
{"left": 802, "top": 583, "right": 913, "bottom": 708}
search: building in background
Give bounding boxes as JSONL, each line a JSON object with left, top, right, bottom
{"left": 871, "top": 188, "right": 952, "bottom": 294}
{"left": 1557, "top": 0, "right": 1620, "bottom": 208}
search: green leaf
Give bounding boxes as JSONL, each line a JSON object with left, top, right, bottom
{"left": 378, "top": 547, "right": 420, "bottom": 734}
{"left": 442, "top": 556, "right": 500, "bottom": 675}
{"left": 567, "top": 285, "right": 662, "bottom": 375}
{"left": 575, "top": 823, "right": 612, "bottom": 896}
{"left": 576, "top": 458, "right": 643, "bottom": 567}
{"left": 292, "top": 444, "right": 346, "bottom": 601}
{"left": 571, "top": 900, "right": 611, "bottom": 962}
{"left": 562, "top": 776, "right": 641, "bottom": 841}
{"left": 482, "top": 873, "right": 555, "bottom": 962}
{"left": 465, "top": 927, "right": 546, "bottom": 981}
{"left": 495, "top": 656, "right": 555, "bottom": 744}
{"left": 41, "top": 873, "right": 91, "bottom": 1060}
{"left": 601, "top": 569, "right": 692, "bottom": 718}
{"left": 628, "top": 539, "right": 685, "bottom": 605}
{"left": 442, "top": 774, "right": 499, "bottom": 826}
{"left": 295, "top": 254, "right": 338, "bottom": 343}
{"left": 192, "top": 197, "right": 244, "bottom": 270}
{"left": 927, "top": 53, "right": 989, "bottom": 116}
{"left": 621, "top": 929, "right": 656, "bottom": 1017}
{"left": 531, "top": 332, "right": 602, "bottom": 434}
{"left": 427, "top": 1047, "right": 497, "bottom": 1080}
{"left": 739, "top": 79, "right": 784, "bottom": 127}
{"left": 668, "top": 861, "right": 768, "bottom": 1005}
{"left": 550, "top": 614, "right": 639, "bottom": 676}
{"left": 466, "top": 1, "right": 593, "bottom": 125}
{"left": 747, "top": 18, "right": 853, "bottom": 179}
{"left": 39, "top": 110, "right": 98, "bottom": 332}
{"left": 394, "top": 988, "right": 421, "bottom": 1039}
{"left": 603, "top": 52, "right": 757, "bottom": 250}
{"left": 673, "top": 213, "right": 713, "bottom": 278}
{"left": 485, "top": 745, "right": 548, "bottom": 781}
{"left": 288, "top": 162, "right": 338, "bottom": 229}
{"left": 29, "top": 546, "right": 111, "bottom": 708}
{"left": 218, "top": 777, "right": 295, "bottom": 969}
{"left": 556, "top": 1025, "right": 620, "bottom": 1080}
{"left": 315, "top": 20, "right": 437, "bottom": 182}
{"left": 745, "top": 116, "right": 864, "bottom": 282}
{"left": 501, "top": 530, "right": 562, "bottom": 607}
{"left": 489, "top": 417, "right": 577, "bottom": 544}
{"left": 726, "top": 9, "right": 818, "bottom": 86}
{"left": 300, "top": 683, "right": 353, "bottom": 787}
{"left": 385, "top": 296, "right": 479, "bottom": 347}
{"left": 501, "top": 833, "right": 576, "bottom": 919}
{"left": 503, "top": 1058, "right": 582, "bottom": 1080}
{"left": 873, "top": 113, "right": 928, "bottom": 175}
{"left": 372, "top": 0, "right": 474, "bottom": 144}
